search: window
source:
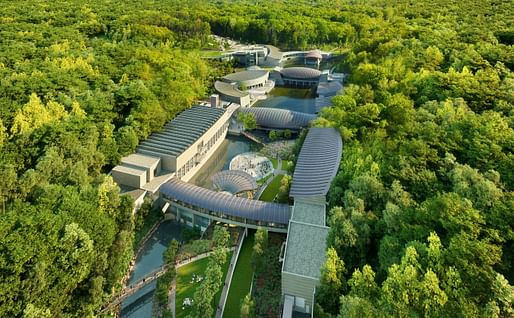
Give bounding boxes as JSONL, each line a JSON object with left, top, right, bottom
{"left": 295, "top": 297, "right": 305, "bottom": 309}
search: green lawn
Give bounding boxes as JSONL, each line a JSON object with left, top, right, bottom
{"left": 259, "top": 174, "right": 284, "bottom": 202}
{"left": 176, "top": 252, "right": 233, "bottom": 318}
{"left": 223, "top": 232, "right": 255, "bottom": 318}
{"left": 282, "top": 159, "right": 292, "bottom": 171}
{"left": 256, "top": 173, "right": 273, "bottom": 186}
{"left": 270, "top": 158, "right": 278, "bottom": 169}
{"left": 270, "top": 158, "right": 292, "bottom": 171}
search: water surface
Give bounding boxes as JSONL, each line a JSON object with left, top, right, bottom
{"left": 121, "top": 222, "right": 183, "bottom": 318}
{"left": 253, "top": 87, "right": 316, "bottom": 114}
{"left": 188, "top": 135, "right": 261, "bottom": 189}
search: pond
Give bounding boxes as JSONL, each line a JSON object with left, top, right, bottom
{"left": 120, "top": 221, "right": 184, "bottom": 318}
{"left": 252, "top": 87, "right": 316, "bottom": 114}
{"left": 188, "top": 135, "right": 261, "bottom": 190}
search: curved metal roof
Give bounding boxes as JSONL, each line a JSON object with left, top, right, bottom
{"left": 214, "top": 81, "right": 248, "bottom": 98}
{"left": 305, "top": 50, "right": 322, "bottom": 59}
{"left": 265, "top": 45, "right": 283, "bottom": 60}
{"left": 212, "top": 170, "right": 257, "bottom": 194}
{"left": 290, "top": 128, "right": 342, "bottom": 197}
{"left": 223, "top": 70, "right": 269, "bottom": 83}
{"left": 280, "top": 67, "right": 321, "bottom": 80}
{"left": 161, "top": 178, "right": 291, "bottom": 224}
{"left": 239, "top": 107, "right": 316, "bottom": 130}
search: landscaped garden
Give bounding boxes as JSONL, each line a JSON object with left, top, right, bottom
{"left": 259, "top": 174, "right": 284, "bottom": 202}
{"left": 252, "top": 230, "right": 286, "bottom": 318}
{"left": 223, "top": 232, "right": 255, "bottom": 318}
{"left": 175, "top": 251, "right": 233, "bottom": 318}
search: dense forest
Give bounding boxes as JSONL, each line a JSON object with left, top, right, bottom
{"left": 0, "top": 0, "right": 513, "bottom": 317}
{"left": 311, "top": 1, "right": 514, "bottom": 317}
{"left": 162, "top": 0, "right": 514, "bottom": 315}
{"left": 0, "top": 1, "right": 213, "bottom": 316}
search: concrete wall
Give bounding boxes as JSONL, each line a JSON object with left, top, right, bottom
{"left": 137, "top": 148, "right": 176, "bottom": 172}
{"left": 242, "top": 72, "right": 269, "bottom": 88}
{"left": 112, "top": 168, "right": 146, "bottom": 188}
{"left": 121, "top": 161, "right": 161, "bottom": 182}
{"left": 220, "top": 93, "right": 250, "bottom": 107}
{"left": 133, "top": 190, "right": 147, "bottom": 213}
{"left": 293, "top": 196, "right": 326, "bottom": 206}
{"left": 175, "top": 104, "right": 240, "bottom": 182}
{"left": 281, "top": 271, "right": 318, "bottom": 314}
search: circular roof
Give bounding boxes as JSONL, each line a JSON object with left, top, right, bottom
{"left": 305, "top": 50, "right": 322, "bottom": 59}
{"left": 223, "top": 70, "right": 269, "bottom": 83}
{"left": 280, "top": 67, "right": 321, "bottom": 80}
{"left": 211, "top": 170, "right": 257, "bottom": 194}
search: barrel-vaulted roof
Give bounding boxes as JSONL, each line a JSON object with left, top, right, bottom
{"left": 211, "top": 170, "right": 257, "bottom": 194}
{"left": 161, "top": 178, "right": 291, "bottom": 225}
{"left": 238, "top": 107, "right": 315, "bottom": 130}
{"left": 290, "top": 128, "right": 342, "bottom": 198}
{"left": 280, "top": 67, "right": 321, "bottom": 80}
{"left": 305, "top": 50, "right": 322, "bottom": 59}
{"left": 137, "top": 105, "right": 225, "bottom": 158}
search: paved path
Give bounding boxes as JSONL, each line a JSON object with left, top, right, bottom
{"left": 100, "top": 249, "right": 232, "bottom": 315}
{"left": 166, "top": 246, "right": 237, "bottom": 316}
{"left": 256, "top": 158, "right": 286, "bottom": 200}
{"left": 168, "top": 279, "right": 177, "bottom": 317}
{"left": 241, "top": 131, "right": 264, "bottom": 145}
{"left": 100, "top": 264, "right": 172, "bottom": 314}
{"left": 215, "top": 229, "right": 246, "bottom": 318}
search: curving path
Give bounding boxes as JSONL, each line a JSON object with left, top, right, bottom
{"left": 100, "top": 249, "right": 234, "bottom": 315}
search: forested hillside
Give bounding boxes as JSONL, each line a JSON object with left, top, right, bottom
{"left": 181, "top": 0, "right": 513, "bottom": 316}
{"left": 0, "top": 1, "right": 213, "bottom": 316}
{"left": 0, "top": 0, "right": 513, "bottom": 317}
{"left": 311, "top": 1, "right": 514, "bottom": 317}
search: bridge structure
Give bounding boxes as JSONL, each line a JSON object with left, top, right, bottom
{"left": 99, "top": 264, "right": 172, "bottom": 314}
{"left": 161, "top": 178, "right": 291, "bottom": 233}
{"left": 240, "top": 130, "right": 264, "bottom": 145}
{"left": 99, "top": 250, "right": 226, "bottom": 314}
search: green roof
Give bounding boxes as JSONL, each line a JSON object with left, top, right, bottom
{"left": 291, "top": 201, "right": 325, "bottom": 225}
{"left": 283, "top": 221, "right": 328, "bottom": 279}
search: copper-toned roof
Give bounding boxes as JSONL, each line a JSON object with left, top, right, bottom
{"left": 305, "top": 50, "right": 322, "bottom": 59}
{"left": 280, "top": 67, "right": 321, "bottom": 80}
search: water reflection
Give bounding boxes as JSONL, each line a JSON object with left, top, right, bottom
{"left": 188, "top": 135, "right": 261, "bottom": 189}
{"left": 121, "top": 221, "right": 183, "bottom": 318}
{"left": 253, "top": 87, "right": 316, "bottom": 114}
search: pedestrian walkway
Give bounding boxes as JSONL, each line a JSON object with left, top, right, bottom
{"left": 256, "top": 157, "right": 286, "bottom": 199}
{"left": 215, "top": 228, "right": 247, "bottom": 318}
{"left": 167, "top": 246, "right": 238, "bottom": 317}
